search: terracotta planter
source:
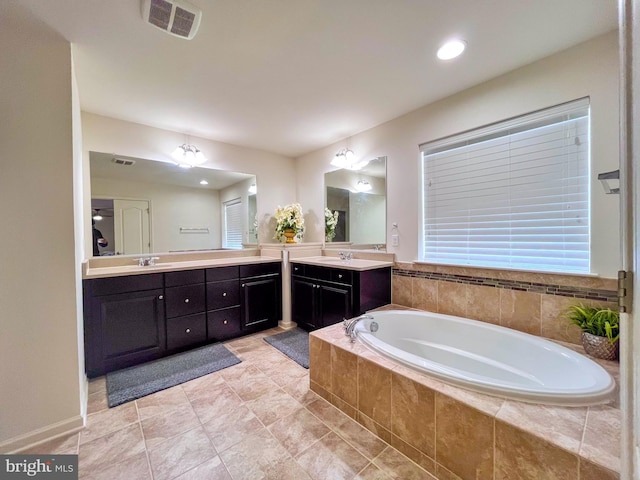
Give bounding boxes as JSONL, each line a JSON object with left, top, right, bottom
{"left": 581, "top": 332, "right": 619, "bottom": 361}
{"left": 283, "top": 228, "right": 297, "bottom": 244}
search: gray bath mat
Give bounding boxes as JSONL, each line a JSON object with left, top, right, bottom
{"left": 106, "top": 343, "right": 241, "bottom": 407}
{"left": 264, "top": 328, "right": 309, "bottom": 369}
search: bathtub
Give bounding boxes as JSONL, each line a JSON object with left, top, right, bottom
{"left": 353, "top": 310, "right": 616, "bottom": 406}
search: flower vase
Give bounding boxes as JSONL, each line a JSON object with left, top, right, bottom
{"left": 283, "top": 228, "right": 297, "bottom": 244}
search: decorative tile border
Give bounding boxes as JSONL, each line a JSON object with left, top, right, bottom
{"left": 393, "top": 268, "right": 618, "bottom": 303}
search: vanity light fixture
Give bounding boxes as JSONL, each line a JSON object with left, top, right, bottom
{"left": 92, "top": 210, "right": 103, "bottom": 221}
{"left": 172, "top": 143, "right": 206, "bottom": 168}
{"left": 199, "top": 179, "right": 209, "bottom": 185}
{"left": 248, "top": 183, "right": 257, "bottom": 194}
{"left": 331, "top": 148, "right": 370, "bottom": 171}
{"left": 355, "top": 180, "right": 372, "bottom": 192}
{"left": 437, "top": 39, "right": 466, "bottom": 60}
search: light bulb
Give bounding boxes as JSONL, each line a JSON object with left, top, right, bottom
{"left": 437, "top": 40, "right": 466, "bottom": 60}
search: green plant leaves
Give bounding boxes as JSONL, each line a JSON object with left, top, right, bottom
{"left": 566, "top": 304, "right": 620, "bottom": 344}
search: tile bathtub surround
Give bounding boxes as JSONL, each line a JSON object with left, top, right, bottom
{"left": 25, "top": 327, "right": 437, "bottom": 480}
{"left": 392, "top": 262, "right": 618, "bottom": 345}
{"left": 310, "top": 324, "right": 621, "bottom": 480}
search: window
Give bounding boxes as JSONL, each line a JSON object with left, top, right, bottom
{"left": 420, "top": 98, "right": 590, "bottom": 273}
{"left": 223, "top": 198, "right": 243, "bottom": 249}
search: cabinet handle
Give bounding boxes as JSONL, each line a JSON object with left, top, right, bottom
{"left": 158, "top": 295, "right": 164, "bottom": 300}
{"left": 185, "top": 328, "right": 191, "bottom": 333}
{"left": 241, "top": 284, "right": 245, "bottom": 287}
{"left": 184, "top": 298, "right": 190, "bottom": 303}
{"left": 338, "top": 274, "right": 343, "bottom": 278}
{"left": 222, "top": 292, "right": 227, "bottom": 297}
{"left": 223, "top": 320, "right": 228, "bottom": 325}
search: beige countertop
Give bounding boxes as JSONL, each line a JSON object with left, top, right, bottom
{"left": 83, "top": 255, "right": 281, "bottom": 279}
{"left": 290, "top": 256, "right": 394, "bottom": 271}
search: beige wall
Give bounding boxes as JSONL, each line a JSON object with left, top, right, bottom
{"left": 0, "top": 6, "right": 82, "bottom": 449}
{"left": 296, "top": 31, "right": 621, "bottom": 279}
{"left": 82, "top": 113, "right": 297, "bottom": 256}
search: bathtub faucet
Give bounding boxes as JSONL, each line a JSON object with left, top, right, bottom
{"left": 343, "top": 314, "right": 374, "bottom": 343}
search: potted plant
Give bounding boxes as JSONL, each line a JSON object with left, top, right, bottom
{"left": 566, "top": 304, "right": 620, "bottom": 361}
{"left": 274, "top": 203, "right": 305, "bottom": 243}
{"left": 325, "top": 208, "right": 339, "bottom": 242}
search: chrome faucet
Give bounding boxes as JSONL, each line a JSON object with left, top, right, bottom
{"left": 338, "top": 251, "right": 353, "bottom": 261}
{"left": 343, "top": 314, "right": 374, "bottom": 342}
{"left": 137, "top": 256, "right": 160, "bottom": 266}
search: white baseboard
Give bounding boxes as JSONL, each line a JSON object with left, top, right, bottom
{"left": 0, "top": 416, "right": 85, "bottom": 454}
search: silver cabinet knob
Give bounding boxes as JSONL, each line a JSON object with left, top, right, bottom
{"left": 222, "top": 292, "right": 227, "bottom": 297}
{"left": 184, "top": 298, "right": 190, "bottom": 303}
{"left": 223, "top": 320, "right": 228, "bottom": 325}
{"left": 158, "top": 295, "right": 164, "bottom": 300}
{"left": 185, "top": 328, "right": 191, "bottom": 333}
{"left": 338, "top": 274, "right": 343, "bottom": 278}
{"left": 241, "top": 284, "right": 246, "bottom": 287}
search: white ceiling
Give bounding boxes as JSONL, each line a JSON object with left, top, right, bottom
{"left": 20, "top": 0, "right": 617, "bottom": 157}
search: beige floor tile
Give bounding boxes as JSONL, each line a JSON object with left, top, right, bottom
{"left": 268, "top": 408, "right": 331, "bottom": 457}
{"left": 188, "top": 383, "right": 242, "bottom": 424}
{"left": 87, "top": 391, "right": 108, "bottom": 415}
{"left": 79, "top": 423, "right": 145, "bottom": 475}
{"left": 80, "top": 402, "right": 139, "bottom": 444}
{"left": 172, "top": 456, "right": 232, "bottom": 480}
{"left": 218, "top": 427, "right": 291, "bottom": 480}
{"left": 88, "top": 377, "right": 106, "bottom": 395}
{"left": 354, "top": 463, "right": 393, "bottom": 480}
{"left": 306, "top": 397, "right": 353, "bottom": 430}
{"left": 282, "top": 374, "right": 319, "bottom": 405}
{"left": 147, "top": 426, "right": 216, "bottom": 480}
{"left": 295, "top": 431, "right": 370, "bottom": 480}
{"left": 136, "top": 385, "right": 191, "bottom": 420}
{"left": 245, "top": 388, "right": 303, "bottom": 426}
{"left": 202, "top": 403, "right": 264, "bottom": 453}
{"left": 373, "top": 447, "right": 435, "bottom": 480}
{"left": 334, "top": 416, "right": 388, "bottom": 461}
{"left": 81, "top": 451, "right": 151, "bottom": 480}
{"left": 141, "top": 403, "right": 201, "bottom": 449}
{"left": 21, "top": 432, "right": 79, "bottom": 455}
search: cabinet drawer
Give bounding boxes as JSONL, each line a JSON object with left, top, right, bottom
{"left": 88, "top": 273, "right": 163, "bottom": 296}
{"left": 166, "top": 313, "right": 206, "bottom": 350}
{"left": 240, "top": 262, "right": 280, "bottom": 278}
{"left": 331, "top": 268, "right": 352, "bottom": 284}
{"left": 206, "top": 265, "right": 239, "bottom": 282}
{"left": 291, "top": 263, "right": 304, "bottom": 276}
{"left": 165, "top": 269, "right": 205, "bottom": 287}
{"left": 207, "top": 307, "right": 241, "bottom": 341}
{"left": 165, "top": 284, "right": 205, "bottom": 318}
{"left": 305, "top": 265, "right": 331, "bottom": 281}
{"left": 206, "top": 279, "right": 239, "bottom": 310}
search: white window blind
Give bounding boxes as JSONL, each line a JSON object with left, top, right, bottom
{"left": 223, "top": 199, "right": 243, "bottom": 249}
{"left": 420, "top": 98, "right": 590, "bottom": 274}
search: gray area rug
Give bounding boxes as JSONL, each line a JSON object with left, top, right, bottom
{"left": 264, "top": 328, "right": 309, "bottom": 369}
{"left": 106, "top": 343, "right": 241, "bottom": 407}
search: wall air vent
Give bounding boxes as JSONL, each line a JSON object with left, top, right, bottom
{"left": 141, "top": 0, "right": 202, "bottom": 40}
{"left": 111, "top": 157, "right": 136, "bottom": 166}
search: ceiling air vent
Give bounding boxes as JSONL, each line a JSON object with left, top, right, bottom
{"left": 111, "top": 157, "right": 136, "bottom": 166}
{"left": 141, "top": 0, "right": 202, "bottom": 40}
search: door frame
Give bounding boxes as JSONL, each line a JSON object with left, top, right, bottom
{"left": 92, "top": 196, "right": 153, "bottom": 254}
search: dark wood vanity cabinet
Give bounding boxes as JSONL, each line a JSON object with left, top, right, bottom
{"left": 83, "top": 273, "right": 166, "bottom": 377}
{"left": 165, "top": 270, "right": 207, "bottom": 351}
{"left": 240, "top": 262, "right": 282, "bottom": 333}
{"left": 291, "top": 263, "right": 391, "bottom": 331}
{"left": 83, "top": 261, "right": 283, "bottom": 377}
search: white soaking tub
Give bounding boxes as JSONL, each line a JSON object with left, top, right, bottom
{"left": 353, "top": 309, "right": 615, "bottom": 406}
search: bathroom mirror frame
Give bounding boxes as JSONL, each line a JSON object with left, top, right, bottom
{"left": 89, "top": 151, "right": 258, "bottom": 256}
{"left": 324, "top": 156, "right": 387, "bottom": 250}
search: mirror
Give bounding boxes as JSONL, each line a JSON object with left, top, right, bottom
{"left": 324, "top": 156, "right": 386, "bottom": 249}
{"left": 90, "top": 151, "right": 257, "bottom": 256}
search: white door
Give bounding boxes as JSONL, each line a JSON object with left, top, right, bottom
{"left": 113, "top": 199, "right": 150, "bottom": 255}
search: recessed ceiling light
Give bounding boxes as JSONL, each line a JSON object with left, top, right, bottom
{"left": 200, "top": 179, "right": 209, "bottom": 185}
{"left": 437, "top": 40, "right": 466, "bottom": 60}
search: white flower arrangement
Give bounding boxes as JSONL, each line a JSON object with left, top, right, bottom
{"left": 274, "top": 203, "right": 305, "bottom": 242}
{"left": 325, "top": 207, "right": 339, "bottom": 242}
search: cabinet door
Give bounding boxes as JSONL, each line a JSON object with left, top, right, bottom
{"left": 319, "top": 283, "right": 352, "bottom": 328}
{"left": 208, "top": 306, "right": 242, "bottom": 341}
{"left": 166, "top": 312, "right": 207, "bottom": 350}
{"left": 165, "top": 284, "right": 205, "bottom": 318}
{"left": 292, "top": 277, "right": 319, "bottom": 331}
{"left": 241, "top": 276, "right": 279, "bottom": 330}
{"left": 89, "top": 288, "right": 165, "bottom": 376}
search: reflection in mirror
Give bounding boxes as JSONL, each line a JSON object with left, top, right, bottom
{"left": 324, "top": 156, "right": 386, "bottom": 249}
{"left": 90, "top": 151, "right": 257, "bottom": 256}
